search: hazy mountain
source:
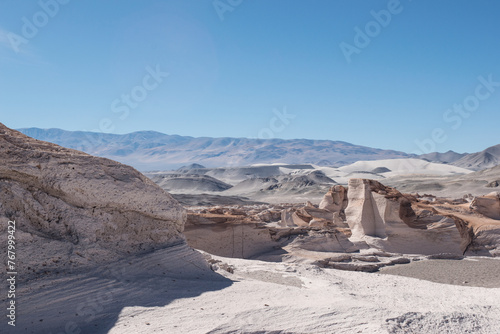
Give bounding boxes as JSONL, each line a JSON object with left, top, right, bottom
{"left": 451, "top": 144, "right": 500, "bottom": 171}
{"left": 146, "top": 173, "right": 233, "bottom": 194}
{"left": 419, "top": 150, "right": 467, "bottom": 164}
{"left": 176, "top": 163, "right": 206, "bottom": 172}
{"left": 18, "top": 128, "right": 415, "bottom": 171}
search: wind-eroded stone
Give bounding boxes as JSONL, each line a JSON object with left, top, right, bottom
{"left": 0, "top": 123, "right": 186, "bottom": 280}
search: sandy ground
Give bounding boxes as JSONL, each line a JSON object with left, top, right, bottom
{"left": 110, "top": 254, "right": 500, "bottom": 333}
{"left": 380, "top": 257, "right": 500, "bottom": 288}
{"left": 5, "top": 248, "right": 500, "bottom": 334}
{"left": 107, "top": 255, "right": 500, "bottom": 334}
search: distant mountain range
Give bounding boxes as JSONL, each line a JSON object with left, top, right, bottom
{"left": 415, "top": 146, "right": 500, "bottom": 171}
{"left": 17, "top": 128, "right": 414, "bottom": 171}
{"left": 451, "top": 144, "right": 500, "bottom": 171}
{"left": 17, "top": 128, "right": 500, "bottom": 171}
{"left": 418, "top": 150, "right": 468, "bottom": 164}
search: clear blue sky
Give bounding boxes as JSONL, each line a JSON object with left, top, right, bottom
{"left": 1, "top": 0, "right": 499, "bottom": 154}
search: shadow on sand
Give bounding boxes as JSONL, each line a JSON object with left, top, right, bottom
{"left": 10, "top": 244, "right": 233, "bottom": 334}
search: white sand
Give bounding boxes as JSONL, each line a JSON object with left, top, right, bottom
{"left": 7, "top": 248, "right": 500, "bottom": 334}
{"left": 336, "top": 158, "right": 471, "bottom": 176}
{"left": 319, "top": 158, "right": 472, "bottom": 185}
{"left": 108, "top": 255, "right": 500, "bottom": 334}
{"left": 110, "top": 254, "right": 500, "bottom": 333}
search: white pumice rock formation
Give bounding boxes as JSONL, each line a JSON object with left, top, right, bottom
{"left": 345, "top": 178, "right": 463, "bottom": 255}
{"left": 318, "top": 185, "right": 348, "bottom": 216}
{"left": 286, "top": 231, "right": 357, "bottom": 253}
{"left": 279, "top": 204, "right": 345, "bottom": 229}
{"left": 345, "top": 179, "right": 414, "bottom": 239}
{"left": 0, "top": 123, "right": 187, "bottom": 280}
{"left": 184, "top": 211, "right": 281, "bottom": 258}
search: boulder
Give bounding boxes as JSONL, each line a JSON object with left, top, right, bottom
{"left": 280, "top": 206, "right": 338, "bottom": 228}
{"left": 316, "top": 252, "right": 412, "bottom": 273}
{"left": 309, "top": 218, "right": 328, "bottom": 229}
{"left": 256, "top": 209, "right": 281, "bottom": 222}
{"left": 286, "top": 231, "right": 358, "bottom": 253}
{"left": 486, "top": 180, "right": 499, "bottom": 188}
{"left": 302, "top": 206, "right": 335, "bottom": 221}
{"left": 323, "top": 261, "right": 382, "bottom": 273}
{"left": 280, "top": 208, "right": 309, "bottom": 227}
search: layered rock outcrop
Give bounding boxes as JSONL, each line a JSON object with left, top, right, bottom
{"left": 0, "top": 123, "right": 187, "bottom": 279}
{"left": 345, "top": 179, "right": 462, "bottom": 255}
{"left": 319, "top": 185, "right": 348, "bottom": 216}
{"left": 470, "top": 192, "right": 500, "bottom": 220}
{"left": 345, "top": 179, "right": 414, "bottom": 238}
{"left": 184, "top": 210, "right": 279, "bottom": 258}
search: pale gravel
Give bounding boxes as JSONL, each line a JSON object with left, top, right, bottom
{"left": 380, "top": 257, "right": 500, "bottom": 288}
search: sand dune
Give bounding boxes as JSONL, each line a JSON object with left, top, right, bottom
{"left": 333, "top": 158, "right": 472, "bottom": 180}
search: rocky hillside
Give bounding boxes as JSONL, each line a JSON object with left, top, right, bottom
{"left": 419, "top": 150, "right": 467, "bottom": 164}
{"left": 0, "top": 123, "right": 188, "bottom": 280}
{"left": 451, "top": 144, "right": 500, "bottom": 171}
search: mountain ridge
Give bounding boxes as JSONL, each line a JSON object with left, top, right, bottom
{"left": 451, "top": 144, "right": 500, "bottom": 171}
{"left": 17, "top": 127, "right": 500, "bottom": 172}
{"left": 18, "top": 127, "right": 416, "bottom": 171}
{"left": 419, "top": 150, "right": 467, "bottom": 164}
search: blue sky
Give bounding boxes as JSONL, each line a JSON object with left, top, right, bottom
{"left": 0, "top": 0, "right": 499, "bottom": 154}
